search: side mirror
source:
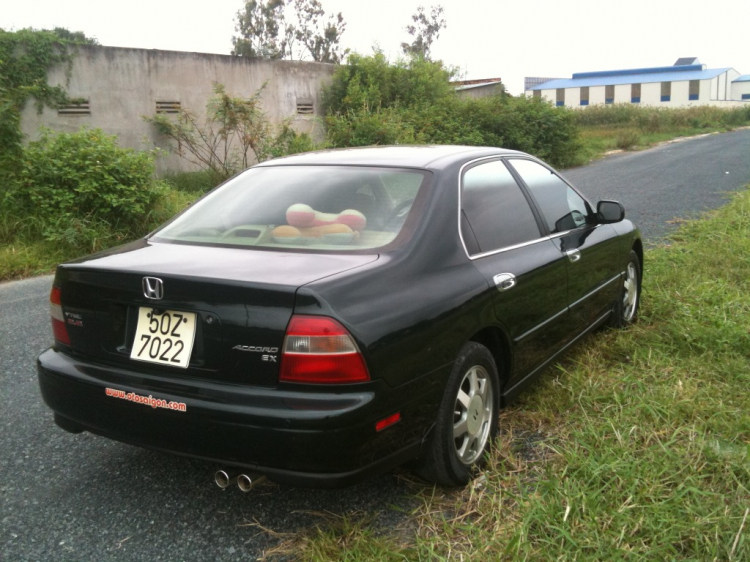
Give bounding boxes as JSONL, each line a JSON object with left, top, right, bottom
{"left": 597, "top": 200, "right": 625, "bottom": 224}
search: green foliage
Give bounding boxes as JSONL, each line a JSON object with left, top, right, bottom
{"left": 12, "top": 128, "right": 162, "bottom": 243}
{"left": 292, "top": 0, "right": 348, "bottom": 63}
{"left": 401, "top": 4, "right": 446, "bottom": 60}
{"left": 323, "top": 53, "right": 581, "bottom": 168}
{"left": 232, "top": 0, "right": 347, "bottom": 63}
{"left": 232, "top": 0, "right": 291, "bottom": 59}
{"left": 146, "top": 83, "right": 317, "bottom": 180}
{"left": 575, "top": 103, "right": 750, "bottom": 133}
{"left": 161, "top": 170, "right": 224, "bottom": 194}
{"left": 614, "top": 128, "right": 641, "bottom": 150}
{"left": 0, "top": 27, "right": 96, "bottom": 182}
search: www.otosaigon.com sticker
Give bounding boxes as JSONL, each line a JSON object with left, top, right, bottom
{"left": 105, "top": 388, "right": 186, "bottom": 412}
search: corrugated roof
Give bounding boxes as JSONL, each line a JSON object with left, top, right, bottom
{"left": 529, "top": 67, "right": 732, "bottom": 90}
{"left": 734, "top": 75, "right": 750, "bottom": 83}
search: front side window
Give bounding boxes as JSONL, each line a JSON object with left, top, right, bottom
{"left": 461, "top": 160, "right": 541, "bottom": 255}
{"left": 508, "top": 159, "right": 590, "bottom": 234}
{"left": 153, "top": 166, "right": 428, "bottom": 252}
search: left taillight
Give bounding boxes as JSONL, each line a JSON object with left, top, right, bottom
{"left": 50, "top": 286, "right": 71, "bottom": 345}
{"left": 280, "top": 315, "right": 370, "bottom": 384}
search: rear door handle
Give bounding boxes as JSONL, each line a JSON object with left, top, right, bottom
{"left": 493, "top": 273, "right": 517, "bottom": 292}
{"left": 565, "top": 249, "right": 581, "bottom": 263}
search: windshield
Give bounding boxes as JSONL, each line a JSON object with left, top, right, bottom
{"left": 152, "top": 166, "right": 429, "bottom": 252}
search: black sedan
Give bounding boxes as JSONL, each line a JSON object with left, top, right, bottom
{"left": 37, "top": 145, "right": 642, "bottom": 489}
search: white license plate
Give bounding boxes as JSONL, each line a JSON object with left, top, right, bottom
{"left": 130, "top": 308, "right": 197, "bottom": 368}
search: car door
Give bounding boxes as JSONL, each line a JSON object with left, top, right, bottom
{"left": 460, "top": 158, "right": 572, "bottom": 381}
{"left": 507, "top": 158, "right": 623, "bottom": 331}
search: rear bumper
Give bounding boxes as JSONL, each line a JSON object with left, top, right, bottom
{"left": 37, "top": 348, "right": 442, "bottom": 487}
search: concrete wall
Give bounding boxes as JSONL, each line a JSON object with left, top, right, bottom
{"left": 20, "top": 45, "right": 336, "bottom": 174}
{"left": 526, "top": 69, "right": 748, "bottom": 108}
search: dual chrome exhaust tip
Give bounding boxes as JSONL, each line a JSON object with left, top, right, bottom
{"left": 214, "top": 469, "right": 267, "bottom": 492}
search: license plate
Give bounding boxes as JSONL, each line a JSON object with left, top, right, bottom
{"left": 130, "top": 308, "right": 197, "bottom": 368}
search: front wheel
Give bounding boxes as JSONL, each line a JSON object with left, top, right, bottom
{"left": 415, "top": 342, "right": 500, "bottom": 487}
{"left": 609, "top": 250, "right": 641, "bottom": 328}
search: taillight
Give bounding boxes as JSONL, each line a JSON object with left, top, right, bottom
{"left": 280, "top": 315, "right": 370, "bottom": 384}
{"left": 50, "top": 286, "right": 71, "bottom": 345}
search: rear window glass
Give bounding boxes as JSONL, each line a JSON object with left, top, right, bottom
{"left": 152, "top": 166, "right": 429, "bottom": 252}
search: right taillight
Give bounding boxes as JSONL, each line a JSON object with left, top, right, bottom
{"left": 50, "top": 286, "right": 71, "bottom": 345}
{"left": 280, "top": 315, "right": 370, "bottom": 384}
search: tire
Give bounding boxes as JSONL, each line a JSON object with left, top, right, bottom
{"left": 415, "top": 342, "right": 500, "bottom": 487}
{"left": 609, "top": 250, "right": 641, "bottom": 328}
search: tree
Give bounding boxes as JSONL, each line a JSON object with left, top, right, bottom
{"left": 231, "top": 0, "right": 347, "bottom": 63}
{"left": 232, "top": 0, "right": 293, "bottom": 59}
{"left": 401, "top": 5, "right": 446, "bottom": 60}
{"left": 293, "top": 0, "right": 348, "bottom": 63}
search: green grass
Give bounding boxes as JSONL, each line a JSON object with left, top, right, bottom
{"left": 575, "top": 104, "right": 750, "bottom": 164}
{"left": 274, "top": 186, "right": 750, "bottom": 560}
{"left": 0, "top": 186, "right": 196, "bottom": 281}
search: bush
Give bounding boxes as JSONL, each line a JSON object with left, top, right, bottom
{"left": 614, "top": 129, "right": 641, "bottom": 150}
{"left": 323, "top": 52, "right": 582, "bottom": 168}
{"left": 12, "top": 128, "right": 163, "bottom": 244}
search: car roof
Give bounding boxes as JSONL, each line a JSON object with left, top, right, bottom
{"left": 255, "top": 145, "right": 524, "bottom": 171}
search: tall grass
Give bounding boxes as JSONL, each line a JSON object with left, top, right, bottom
{"left": 0, "top": 187, "right": 195, "bottom": 281}
{"left": 575, "top": 105, "right": 750, "bottom": 162}
{"left": 278, "top": 186, "right": 750, "bottom": 561}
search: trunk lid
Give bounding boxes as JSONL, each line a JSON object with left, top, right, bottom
{"left": 55, "top": 240, "right": 377, "bottom": 386}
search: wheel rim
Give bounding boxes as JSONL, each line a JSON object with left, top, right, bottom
{"left": 623, "top": 261, "right": 638, "bottom": 322}
{"left": 452, "top": 365, "right": 493, "bottom": 465}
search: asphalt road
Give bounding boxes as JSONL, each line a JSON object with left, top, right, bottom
{"left": 2, "top": 129, "right": 750, "bottom": 561}
{"left": 563, "top": 128, "right": 750, "bottom": 242}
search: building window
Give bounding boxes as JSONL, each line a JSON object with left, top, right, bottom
{"left": 533, "top": 90, "right": 541, "bottom": 99}
{"left": 689, "top": 80, "right": 699, "bottom": 101}
{"left": 556, "top": 88, "right": 565, "bottom": 107}
{"left": 156, "top": 101, "right": 181, "bottom": 114}
{"left": 580, "top": 87, "right": 589, "bottom": 106}
{"left": 743, "top": 94, "right": 750, "bottom": 100}
{"left": 631, "top": 83, "right": 641, "bottom": 104}
{"left": 661, "top": 81, "right": 671, "bottom": 102}
{"left": 58, "top": 100, "right": 91, "bottom": 115}
{"left": 605, "top": 85, "right": 615, "bottom": 104}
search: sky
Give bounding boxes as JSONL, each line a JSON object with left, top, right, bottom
{"left": 2, "top": 0, "right": 748, "bottom": 95}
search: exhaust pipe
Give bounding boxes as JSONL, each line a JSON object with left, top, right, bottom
{"left": 214, "top": 469, "right": 238, "bottom": 489}
{"left": 237, "top": 472, "right": 267, "bottom": 492}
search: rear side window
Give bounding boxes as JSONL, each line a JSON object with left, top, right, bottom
{"left": 461, "top": 160, "right": 541, "bottom": 255}
{"left": 508, "top": 159, "right": 590, "bottom": 234}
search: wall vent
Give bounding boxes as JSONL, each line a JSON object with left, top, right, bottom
{"left": 156, "top": 101, "right": 181, "bottom": 114}
{"left": 58, "top": 101, "right": 90, "bottom": 115}
{"left": 296, "top": 102, "right": 314, "bottom": 115}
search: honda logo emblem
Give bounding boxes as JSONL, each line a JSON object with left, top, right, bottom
{"left": 142, "top": 277, "right": 164, "bottom": 300}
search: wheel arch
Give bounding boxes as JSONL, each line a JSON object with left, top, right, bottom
{"left": 468, "top": 326, "right": 511, "bottom": 390}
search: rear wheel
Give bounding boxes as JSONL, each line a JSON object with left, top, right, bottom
{"left": 609, "top": 250, "right": 641, "bottom": 328}
{"left": 416, "top": 342, "right": 499, "bottom": 486}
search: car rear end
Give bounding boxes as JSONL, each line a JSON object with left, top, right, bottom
{"left": 37, "top": 163, "right": 432, "bottom": 486}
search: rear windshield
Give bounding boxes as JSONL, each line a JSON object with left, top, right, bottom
{"left": 151, "top": 166, "right": 429, "bottom": 252}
